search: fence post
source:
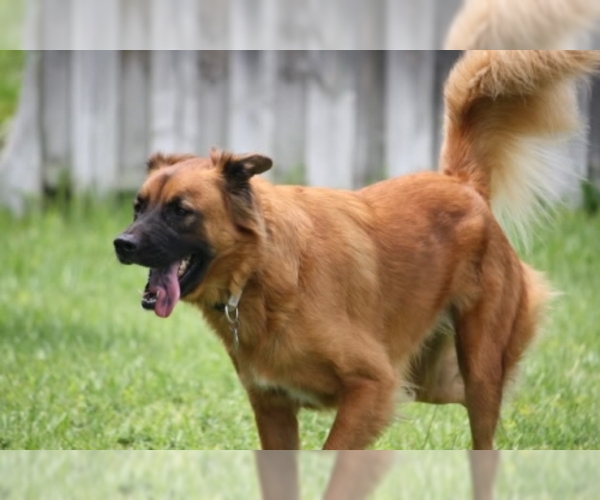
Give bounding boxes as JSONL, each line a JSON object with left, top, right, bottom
{"left": 0, "top": 52, "right": 43, "bottom": 212}
{"left": 149, "top": 0, "right": 204, "bottom": 48}
{"left": 272, "top": 50, "right": 308, "bottom": 183}
{"left": 355, "top": 51, "right": 385, "bottom": 186}
{"left": 72, "top": 0, "right": 119, "bottom": 49}
{"left": 229, "top": 0, "right": 278, "bottom": 49}
{"left": 385, "top": 0, "right": 435, "bottom": 49}
{"left": 120, "top": 51, "right": 150, "bottom": 189}
{"left": 149, "top": 51, "right": 180, "bottom": 153}
{"left": 71, "top": 51, "right": 121, "bottom": 192}
{"left": 198, "top": 0, "right": 230, "bottom": 49}
{"left": 40, "top": 0, "right": 71, "bottom": 49}
{"left": 197, "top": 51, "right": 230, "bottom": 154}
{"left": 305, "top": 51, "right": 358, "bottom": 188}
{"left": 121, "top": 0, "right": 149, "bottom": 49}
{"left": 41, "top": 51, "right": 71, "bottom": 190}
{"left": 228, "top": 51, "right": 277, "bottom": 159}
{"left": 385, "top": 51, "right": 436, "bottom": 177}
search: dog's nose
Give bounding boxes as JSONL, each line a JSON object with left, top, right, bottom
{"left": 114, "top": 233, "right": 139, "bottom": 256}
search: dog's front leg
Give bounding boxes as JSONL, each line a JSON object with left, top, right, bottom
{"left": 248, "top": 389, "right": 300, "bottom": 449}
{"left": 323, "top": 451, "right": 394, "bottom": 500}
{"left": 323, "top": 371, "right": 396, "bottom": 450}
{"left": 255, "top": 451, "right": 299, "bottom": 500}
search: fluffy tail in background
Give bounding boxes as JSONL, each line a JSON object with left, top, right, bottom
{"left": 444, "top": 0, "right": 600, "bottom": 49}
{"left": 440, "top": 50, "right": 600, "bottom": 240}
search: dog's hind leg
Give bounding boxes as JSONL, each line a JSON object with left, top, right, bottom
{"left": 411, "top": 330, "right": 465, "bottom": 405}
{"left": 453, "top": 272, "right": 518, "bottom": 451}
{"left": 455, "top": 258, "right": 550, "bottom": 450}
{"left": 455, "top": 301, "right": 507, "bottom": 450}
{"left": 468, "top": 451, "right": 500, "bottom": 500}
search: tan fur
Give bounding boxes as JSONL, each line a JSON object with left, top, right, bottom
{"left": 445, "top": 0, "right": 600, "bottom": 49}
{"left": 134, "top": 51, "right": 600, "bottom": 450}
{"left": 441, "top": 50, "right": 600, "bottom": 239}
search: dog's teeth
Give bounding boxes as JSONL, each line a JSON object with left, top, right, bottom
{"left": 178, "top": 258, "right": 190, "bottom": 277}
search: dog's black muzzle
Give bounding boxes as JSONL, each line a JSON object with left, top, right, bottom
{"left": 113, "top": 233, "right": 139, "bottom": 264}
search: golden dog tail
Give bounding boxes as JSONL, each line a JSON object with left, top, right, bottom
{"left": 440, "top": 50, "right": 600, "bottom": 239}
{"left": 444, "top": 0, "right": 600, "bottom": 49}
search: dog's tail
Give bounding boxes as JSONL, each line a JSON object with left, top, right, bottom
{"left": 440, "top": 50, "right": 600, "bottom": 239}
{"left": 444, "top": 0, "right": 600, "bottom": 49}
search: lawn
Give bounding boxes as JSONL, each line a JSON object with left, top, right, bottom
{"left": 0, "top": 50, "right": 24, "bottom": 131}
{"left": 0, "top": 1, "right": 25, "bottom": 49}
{"left": 0, "top": 451, "right": 598, "bottom": 499}
{"left": 0, "top": 201, "right": 599, "bottom": 450}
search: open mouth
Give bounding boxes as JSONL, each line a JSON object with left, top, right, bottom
{"left": 141, "top": 254, "right": 205, "bottom": 318}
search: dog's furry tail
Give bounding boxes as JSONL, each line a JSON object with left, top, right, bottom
{"left": 440, "top": 50, "right": 600, "bottom": 240}
{"left": 444, "top": 0, "right": 600, "bottom": 49}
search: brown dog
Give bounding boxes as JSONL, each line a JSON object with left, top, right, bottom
{"left": 255, "top": 451, "right": 499, "bottom": 500}
{"left": 114, "top": 51, "right": 599, "bottom": 450}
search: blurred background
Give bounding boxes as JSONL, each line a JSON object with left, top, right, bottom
{"left": 2, "top": 49, "right": 600, "bottom": 212}
{"left": 1, "top": 1, "right": 600, "bottom": 212}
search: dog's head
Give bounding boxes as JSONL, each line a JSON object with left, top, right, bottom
{"left": 113, "top": 149, "right": 272, "bottom": 318}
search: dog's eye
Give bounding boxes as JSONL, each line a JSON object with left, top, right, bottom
{"left": 174, "top": 205, "right": 192, "bottom": 217}
{"left": 133, "top": 200, "right": 142, "bottom": 219}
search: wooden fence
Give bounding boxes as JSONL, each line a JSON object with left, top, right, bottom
{"left": 26, "top": 0, "right": 463, "bottom": 50}
{"left": 2, "top": 48, "right": 600, "bottom": 213}
{"left": 1, "top": 0, "right": 600, "bottom": 211}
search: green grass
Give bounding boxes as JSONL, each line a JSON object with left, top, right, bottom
{"left": 0, "top": 202, "right": 599, "bottom": 450}
{"left": 0, "top": 1, "right": 25, "bottom": 50}
{"left": 0, "top": 451, "right": 598, "bottom": 499}
{"left": 0, "top": 50, "right": 24, "bottom": 132}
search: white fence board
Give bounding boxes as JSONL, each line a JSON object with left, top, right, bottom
{"left": 228, "top": 51, "right": 277, "bottom": 158}
{"left": 3, "top": 48, "right": 600, "bottom": 209}
{"left": 120, "top": 51, "right": 150, "bottom": 188}
{"left": 197, "top": 51, "right": 229, "bottom": 154}
{"left": 386, "top": 0, "right": 436, "bottom": 50}
{"left": 41, "top": 50, "right": 71, "bottom": 189}
{"left": 355, "top": 51, "right": 385, "bottom": 186}
{"left": 386, "top": 51, "right": 436, "bottom": 177}
{"left": 41, "top": 0, "right": 72, "bottom": 49}
{"left": 121, "top": 0, "right": 149, "bottom": 49}
{"left": 71, "top": 51, "right": 121, "bottom": 192}
{"left": 305, "top": 51, "right": 357, "bottom": 189}
{"left": 150, "top": 51, "right": 181, "bottom": 153}
{"left": 273, "top": 51, "right": 308, "bottom": 182}
{"left": 0, "top": 52, "right": 43, "bottom": 213}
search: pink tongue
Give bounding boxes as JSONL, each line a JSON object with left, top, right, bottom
{"left": 149, "top": 262, "right": 181, "bottom": 318}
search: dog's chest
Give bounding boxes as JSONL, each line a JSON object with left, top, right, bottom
{"left": 249, "top": 372, "right": 327, "bottom": 408}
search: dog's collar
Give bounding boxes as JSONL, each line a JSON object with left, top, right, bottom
{"left": 214, "top": 293, "right": 242, "bottom": 349}
{"left": 212, "top": 302, "right": 226, "bottom": 313}
{"left": 212, "top": 291, "right": 241, "bottom": 311}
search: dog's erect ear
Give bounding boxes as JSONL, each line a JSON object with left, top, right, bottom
{"left": 146, "top": 152, "right": 196, "bottom": 173}
{"left": 211, "top": 150, "right": 272, "bottom": 232}
{"left": 211, "top": 149, "right": 272, "bottom": 186}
